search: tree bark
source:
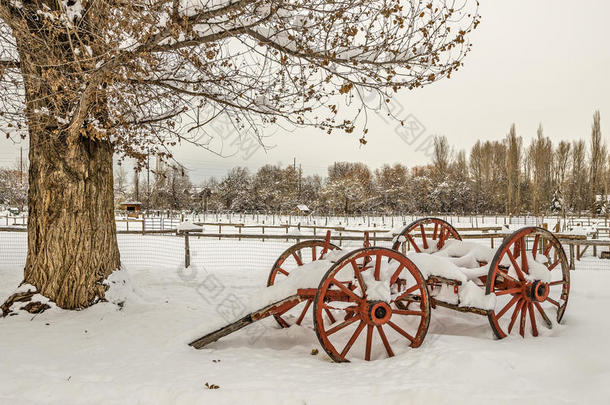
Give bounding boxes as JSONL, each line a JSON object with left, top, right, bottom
{"left": 24, "top": 130, "right": 120, "bottom": 309}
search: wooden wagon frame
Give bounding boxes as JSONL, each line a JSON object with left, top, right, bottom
{"left": 190, "top": 217, "right": 570, "bottom": 362}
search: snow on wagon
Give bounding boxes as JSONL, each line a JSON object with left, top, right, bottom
{"left": 189, "top": 218, "right": 570, "bottom": 362}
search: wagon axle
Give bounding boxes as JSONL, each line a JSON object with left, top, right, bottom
{"left": 527, "top": 281, "right": 550, "bottom": 302}
{"left": 364, "top": 301, "right": 392, "bottom": 326}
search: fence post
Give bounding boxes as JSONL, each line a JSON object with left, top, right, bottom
{"left": 184, "top": 231, "right": 191, "bottom": 269}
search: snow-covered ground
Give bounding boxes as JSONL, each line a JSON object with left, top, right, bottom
{"left": 1, "top": 234, "right": 609, "bottom": 404}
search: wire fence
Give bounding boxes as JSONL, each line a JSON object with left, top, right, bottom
{"left": 0, "top": 230, "right": 607, "bottom": 274}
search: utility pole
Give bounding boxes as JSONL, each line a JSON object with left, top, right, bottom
{"left": 19, "top": 146, "right": 23, "bottom": 184}
{"left": 298, "top": 163, "right": 302, "bottom": 199}
{"left": 134, "top": 168, "right": 140, "bottom": 201}
{"left": 146, "top": 154, "right": 150, "bottom": 208}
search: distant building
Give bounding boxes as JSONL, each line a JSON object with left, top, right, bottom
{"left": 296, "top": 204, "right": 311, "bottom": 215}
{"left": 119, "top": 201, "right": 142, "bottom": 214}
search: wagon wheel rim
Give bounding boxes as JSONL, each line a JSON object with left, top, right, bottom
{"left": 486, "top": 227, "right": 570, "bottom": 339}
{"left": 392, "top": 217, "right": 462, "bottom": 253}
{"left": 267, "top": 240, "right": 340, "bottom": 328}
{"left": 313, "top": 247, "right": 430, "bottom": 362}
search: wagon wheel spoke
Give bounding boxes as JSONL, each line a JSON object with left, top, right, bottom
{"left": 506, "top": 249, "right": 526, "bottom": 281}
{"left": 437, "top": 227, "right": 448, "bottom": 249}
{"left": 494, "top": 287, "right": 522, "bottom": 296}
{"left": 311, "top": 245, "right": 317, "bottom": 261}
{"left": 351, "top": 260, "right": 367, "bottom": 297}
{"left": 387, "top": 320, "right": 415, "bottom": 344}
{"left": 532, "top": 235, "right": 540, "bottom": 260}
{"left": 389, "top": 264, "right": 406, "bottom": 284}
{"left": 295, "top": 299, "right": 312, "bottom": 326}
{"left": 495, "top": 295, "right": 520, "bottom": 320}
{"left": 519, "top": 302, "right": 527, "bottom": 337}
{"left": 527, "top": 302, "right": 538, "bottom": 337}
{"left": 406, "top": 234, "right": 421, "bottom": 253}
{"left": 546, "top": 297, "right": 560, "bottom": 307}
{"left": 534, "top": 302, "right": 553, "bottom": 329}
{"left": 364, "top": 325, "right": 374, "bottom": 361}
{"left": 340, "top": 320, "right": 366, "bottom": 358}
{"left": 326, "top": 316, "right": 359, "bottom": 336}
{"left": 391, "top": 309, "right": 425, "bottom": 317}
{"left": 376, "top": 325, "right": 394, "bottom": 357}
{"left": 548, "top": 259, "right": 560, "bottom": 271}
{"left": 394, "top": 284, "right": 420, "bottom": 303}
{"left": 419, "top": 224, "right": 428, "bottom": 250}
{"left": 291, "top": 252, "right": 303, "bottom": 266}
{"left": 276, "top": 267, "right": 289, "bottom": 276}
{"left": 519, "top": 238, "right": 529, "bottom": 275}
{"left": 508, "top": 299, "right": 525, "bottom": 334}
{"left": 432, "top": 222, "right": 439, "bottom": 240}
{"left": 549, "top": 280, "right": 567, "bottom": 287}
{"left": 495, "top": 268, "right": 520, "bottom": 284}
{"left": 323, "top": 303, "right": 359, "bottom": 312}
{"left": 543, "top": 243, "right": 553, "bottom": 257}
{"left": 324, "top": 307, "right": 337, "bottom": 324}
{"left": 331, "top": 278, "right": 363, "bottom": 303}
{"left": 374, "top": 254, "right": 382, "bottom": 280}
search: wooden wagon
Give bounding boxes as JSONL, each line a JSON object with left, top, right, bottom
{"left": 190, "top": 217, "right": 570, "bottom": 362}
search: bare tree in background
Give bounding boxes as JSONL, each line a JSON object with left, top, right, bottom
{"left": 0, "top": 1, "right": 480, "bottom": 309}
{"left": 432, "top": 135, "right": 451, "bottom": 179}
{"left": 553, "top": 141, "right": 571, "bottom": 215}
{"left": 505, "top": 123, "right": 521, "bottom": 215}
{"left": 469, "top": 140, "right": 484, "bottom": 212}
{"left": 0, "top": 165, "right": 28, "bottom": 208}
{"left": 588, "top": 111, "right": 607, "bottom": 211}
{"left": 527, "top": 124, "right": 552, "bottom": 215}
{"left": 568, "top": 140, "right": 587, "bottom": 213}
{"left": 374, "top": 164, "right": 410, "bottom": 212}
{"left": 113, "top": 166, "right": 129, "bottom": 204}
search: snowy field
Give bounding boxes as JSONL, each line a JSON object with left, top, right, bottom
{"left": 1, "top": 234, "right": 609, "bottom": 404}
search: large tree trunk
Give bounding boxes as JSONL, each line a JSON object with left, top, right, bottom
{"left": 24, "top": 131, "right": 120, "bottom": 309}
{"left": 12, "top": 11, "right": 121, "bottom": 309}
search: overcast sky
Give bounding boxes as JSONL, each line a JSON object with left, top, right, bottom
{"left": 1, "top": 0, "right": 609, "bottom": 182}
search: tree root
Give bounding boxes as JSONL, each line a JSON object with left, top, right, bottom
{"left": 1, "top": 289, "right": 50, "bottom": 317}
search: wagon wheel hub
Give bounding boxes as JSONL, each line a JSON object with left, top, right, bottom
{"left": 527, "top": 281, "right": 549, "bottom": 302}
{"left": 362, "top": 301, "right": 392, "bottom": 326}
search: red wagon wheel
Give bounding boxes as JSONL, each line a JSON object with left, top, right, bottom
{"left": 267, "top": 238, "right": 340, "bottom": 328}
{"left": 486, "top": 227, "right": 570, "bottom": 339}
{"left": 392, "top": 217, "right": 461, "bottom": 253}
{"left": 313, "top": 247, "right": 430, "bottom": 362}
